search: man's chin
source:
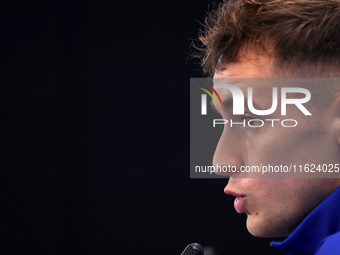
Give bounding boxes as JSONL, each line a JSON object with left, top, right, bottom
{"left": 246, "top": 217, "right": 291, "bottom": 238}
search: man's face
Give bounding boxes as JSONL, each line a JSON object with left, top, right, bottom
{"left": 213, "top": 56, "right": 340, "bottom": 237}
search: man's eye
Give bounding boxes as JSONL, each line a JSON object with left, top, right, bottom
{"left": 245, "top": 117, "right": 263, "bottom": 127}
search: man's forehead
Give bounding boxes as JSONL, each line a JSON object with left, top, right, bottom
{"left": 213, "top": 54, "right": 274, "bottom": 79}
{"left": 213, "top": 78, "right": 277, "bottom": 94}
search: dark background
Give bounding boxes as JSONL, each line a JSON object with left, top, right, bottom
{"left": 3, "top": 1, "right": 282, "bottom": 254}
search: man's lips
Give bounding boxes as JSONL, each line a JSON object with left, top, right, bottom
{"left": 233, "top": 196, "right": 246, "bottom": 213}
{"left": 224, "top": 188, "right": 247, "bottom": 214}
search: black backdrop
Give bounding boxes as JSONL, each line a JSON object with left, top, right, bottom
{"left": 3, "top": 1, "right": 283, "bottom": 254}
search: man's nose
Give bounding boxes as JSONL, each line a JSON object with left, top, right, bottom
{"left": 212, "top": 128, "right": 244, "bottom": 176}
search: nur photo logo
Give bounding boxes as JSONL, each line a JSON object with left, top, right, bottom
{"left": 197, "top": 82, "right": 223, "bottom": 115}
{"left": 197, "top": 81, "right": 312, "bottom": 128}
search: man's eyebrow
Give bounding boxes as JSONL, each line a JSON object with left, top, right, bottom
{"left": 209, "top": 96, "right": 264, "bottom": 113}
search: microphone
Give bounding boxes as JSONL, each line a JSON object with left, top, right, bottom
{"left": 181, "top": 243, "right": 204, "bottom": 255}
